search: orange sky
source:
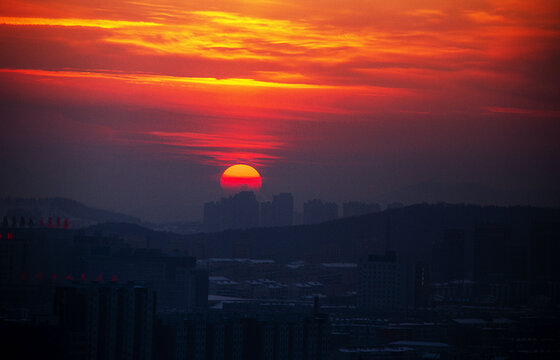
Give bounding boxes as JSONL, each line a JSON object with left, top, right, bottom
{"left": 1, "top": 0, "right": 559, "bottom": 220}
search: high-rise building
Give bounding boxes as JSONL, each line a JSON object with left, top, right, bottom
{"left": 473, "top": 224, "right": 511, "bottom": 284}
{"left": 85, "top": 248, "right": 207, "bottom": 312}
{"left": 303, "top": 199, "right": 338, "bottom": 225}
{"left": 154, "top": 310, "right": 329, "bottom": 360}
{"left": 260, "top": 193, "right": 294, "bottom": 227}
{"left": 54, "top": 282, "right": 155, "bottom": 360}
{"left": 432, "top": 229, "right": 465, "bottom": 282}
{"left": 0, "top": 227, "right": 75, "bottom": 286}
{"left": 223, "top": 191, "right": 260, "bottom": 230}
{"left": 358, "top": 251, "right": 401, "bottom": 310}
{"left": 414, "top": 262, "right": 430, "bottom": 308}
{"left": 530, "top": 222, "right": 560, "bottom": 282}
{"left": 0, "top": 228, "right": 207, "bottom": 314}
{"left": 530, "top": 222, "right": 560, "bottom": 304}
{"left": 205, "top": 192, "right": 292, "bottom": 230}
{"left": 203, "top": 202, "right": 221, "bottom": 232}
{"left": 260, "top": 201, "right": 275, "bottom": 228}
{"left": 272, "top": 193, "right": 294, "bottom": 227}
{"left": 206, "top": 191, "right": 260, "bottom": 231}
{"left": 342, "top": 202, "right": 381, "bottom": 218}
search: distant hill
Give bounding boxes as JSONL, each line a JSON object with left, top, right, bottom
{"left": 181, "top": 203, "right": 560, "bottom": 263}
{"left": 84, "top": 222, "right": 161, "bottom": 237}
{"left": 0, "top": 197, "right": 141, "bottom": 228}
{"left": 78, "top": 204, "right": 560, "bottom": 264}
{"left": 30, "top": 202, "right": 560, "bottom": 265}
{"left": 82, "top": 222, "right": 184, "bottom": 250}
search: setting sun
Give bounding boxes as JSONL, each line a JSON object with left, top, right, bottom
{"left": 220, "top": 164, "right": 262, "bottom": 192}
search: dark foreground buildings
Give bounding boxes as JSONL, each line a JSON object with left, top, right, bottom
{"left": 155, "top": 306, "right": 329, "bottom": 360}
{"left": 0, "top": 225, "right": 205, "bottom": 359}
{"left": 0, "top": 224, "right": 331, "bottom": 360}
{"left": 54, "top": 282, "right": 155, "bottom": 360}
{"left": 3, "top": 205, "right": 560, "bottom": 359}
{"left": 0, "top": 280, "right": 156, "bottom": 360}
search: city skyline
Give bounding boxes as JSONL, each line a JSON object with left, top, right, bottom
{"left": 1, "top": 0, "right": 559, "bottom": 222}
{"left": 2, "top": 2, "right": 560, "bottom": 357}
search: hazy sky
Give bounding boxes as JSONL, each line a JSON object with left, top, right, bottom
{"left": 1, "top": 0, "right": 559, "bottom": 221}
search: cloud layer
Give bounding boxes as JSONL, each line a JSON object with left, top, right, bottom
{"left": 1, "top": 0, "right": 559, "bottom": 219}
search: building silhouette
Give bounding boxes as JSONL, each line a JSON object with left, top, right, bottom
{"left": 155, "top": 309, "right": 329, "bottom": 360}
{"left": 414, "top": 262, "right": 430, "bottom": 308}
{"left": 222, "top": 191, "right": 260, "bottom": 230}
{"left": 473, "top": 224, "right": 511, "bottom": 284}
{"left": 432, "top": 229, "right": 465, "bottom": 282}
{"left": 259, "top": 201, "right": 274, "bottom": 228}
{"left": 272, "top": 193, "right": 294, "bottom": 227}
{"left": 530, "top": 222, "right": 560, "bottom": 304}
{"left": 303, "top": 199, "right": 338, "bottom": 225}
{"left": 82, "top": 246, "right": 207, "bottom": 313}
{"left": 261, "top": 193, "right": 294, "bottom": 227}
{"left": 531, "top": 222, "right": 560, "bottom": 282}
{"left": 203, "top": 202, "right": 221, "bottom": 232}
{"left": 205, "top": 192, "right": 293, "bottom": 231}
{"left": 0, "top": 227, "right": 208, "bottom": 314}
{"left": 54, "top": 282, "right": 155, "bottom": 360}
{"left": 357, "top": 251, "right": 401, "bottom": 310}
{"left": 342, "top": 202, "right": 381, "bottom": 218}
{"left": 203, "top": 192, "right": 260, "bottom": 231}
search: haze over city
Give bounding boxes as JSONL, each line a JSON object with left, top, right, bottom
{"left": 1, "top": 0, "right": 560, "bottom": 222}
{"left": 1, "top": 2, "right": 560, "bottom": 359}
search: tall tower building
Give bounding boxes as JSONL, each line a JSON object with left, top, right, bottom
{"left": 272, "top": 193, "right": 294, "bottom": 227}
{"left": 432, "top": 229, "right": 465, "bottom": 282}
{"left": 474, "top": 224, "right": 511, "bottom": 284}
{"left": 203, "top": 202, "right": 220, "bottom": 232}
{"left": 54, "top": 282, "right": 155, "bottom": 360}
{"left": 230, "top": 191, "right": 259, "bottom": 230}
{"left": 260, "top": 201, "right": 274, "bottom": 227}
{"left": 342, "top": 201, "right": 381, "bottom": 218}
{"left": 303, "top": 199, "right": 338, "bottom": 225}
{"left": 358, "top": 251, "right": 401, "bottom": 310}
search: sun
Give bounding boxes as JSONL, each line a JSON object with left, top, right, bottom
{"left": 220, "top": 164, "right": 262, "bottom": 192}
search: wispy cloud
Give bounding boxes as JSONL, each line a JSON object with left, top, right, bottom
{"left": 126, "top": 131, "right": 285, "bottom": 166}
{"left": 486, "top": 107, "right": 560, "bottom": 118}
{"left": 0, "top": 68, "right": 331, "bottom": 89}
{"left": 1, "top": 0, "right": 559, "bottom": 168}
{"left": 0, "top": 16, "right": 159, "bottom": 28}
